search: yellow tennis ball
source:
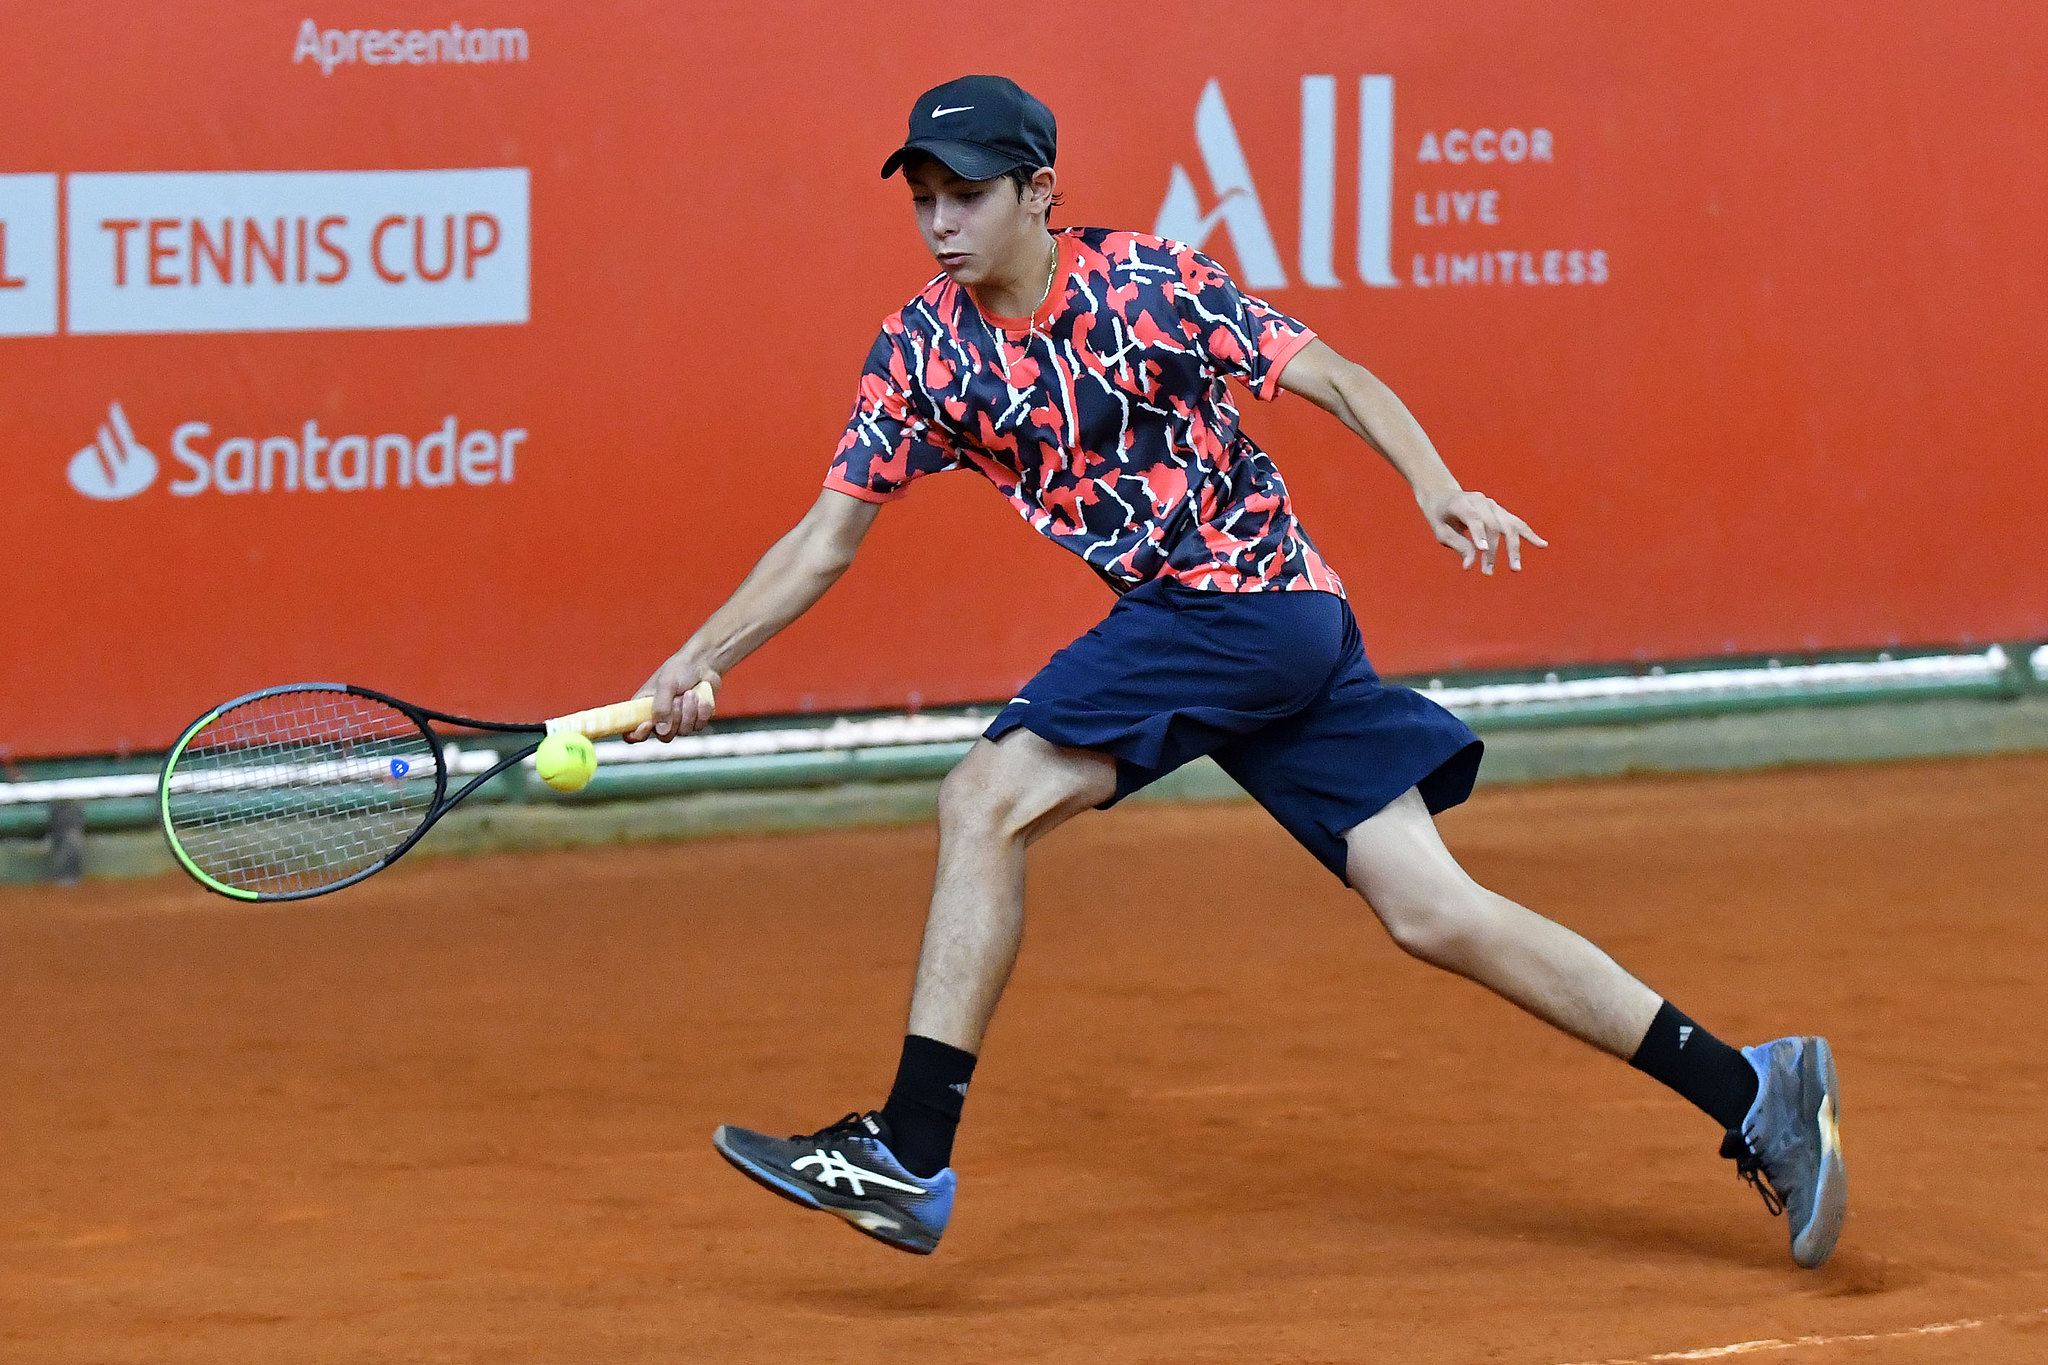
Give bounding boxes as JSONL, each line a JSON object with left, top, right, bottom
{"left": 535, "top": 732, "right": 598, "bottom": 793}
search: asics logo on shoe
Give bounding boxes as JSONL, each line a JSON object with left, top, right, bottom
{"left": 791, "top": 1149, "right": 926, "bottom": 1198}
{"left": 1677, "top": 1025, "right": 1693, "bottom": 1048}
{"left": 1818, "top": 1093, "right": 1841, "bottom": 1159}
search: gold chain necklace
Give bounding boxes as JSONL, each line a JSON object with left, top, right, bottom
{"left": 1027, "top": 235, "right": 1059, "bottom": 339}
{"left": 988, "top": 235, "right": 1063, "bottom": 378}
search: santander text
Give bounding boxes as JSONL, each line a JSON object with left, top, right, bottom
{"left": 169, "top": 417, "right": 527, "bottom": 497}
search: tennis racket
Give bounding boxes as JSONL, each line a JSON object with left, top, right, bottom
{"left": 157, "top": 680, "right": 714, "bottom": 902}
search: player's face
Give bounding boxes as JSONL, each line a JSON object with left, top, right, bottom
{"left": 904, "top": 160, "right": 1036, "bottom": 288}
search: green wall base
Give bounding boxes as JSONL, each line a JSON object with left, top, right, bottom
{"left": 6, "top": 694, "right": 2045, "bottom": 887}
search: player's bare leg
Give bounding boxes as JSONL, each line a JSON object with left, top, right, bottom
{"left": 906, "top": 729, "right": 1117, "bottom": 1051}
{"left": 710, "top": 728, "right": 1112, "bottom": 1253}
{"left": 1341, "top": 787, "right": 1659, "bottom": 1055}
{"left": 1342, "top": 786, "right": 1845, "bottom": 1265}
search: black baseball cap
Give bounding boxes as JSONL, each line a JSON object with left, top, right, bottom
{"left": 880, "top": 75, "right": 1057, "bottom": 181}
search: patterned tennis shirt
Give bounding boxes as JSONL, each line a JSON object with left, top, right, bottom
{"left": 826, "top": 227, "right": 1345, "bottom": 597}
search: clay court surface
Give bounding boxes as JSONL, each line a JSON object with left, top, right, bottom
{"left": 4, "top": 754, "right": 2046, "bottom": 1363}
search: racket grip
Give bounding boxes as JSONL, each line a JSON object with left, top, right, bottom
{"left": 546, "top": 682, "right": 714, "bottom": 738}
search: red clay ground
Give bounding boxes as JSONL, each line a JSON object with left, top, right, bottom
{"left": 4, "top": 754, "right": 2047, "bottom": 1364}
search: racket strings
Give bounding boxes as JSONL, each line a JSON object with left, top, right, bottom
{"left": 164, "top": 690, "right": 439, "bottom": 895}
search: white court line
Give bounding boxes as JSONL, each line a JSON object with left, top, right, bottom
{"left": 1554, "top": 1307, "right": 2045, "bottom": 1365}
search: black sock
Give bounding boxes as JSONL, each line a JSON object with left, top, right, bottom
{"left": 1628, "top": 1001, "right": 1760, "bottom": 1131}
{"left": 879, "top": 1034, "right": 977, "bottom": 1178}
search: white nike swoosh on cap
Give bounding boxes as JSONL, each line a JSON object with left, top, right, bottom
{"left": 931, "top": 105, "right": 974, "bottom": 117}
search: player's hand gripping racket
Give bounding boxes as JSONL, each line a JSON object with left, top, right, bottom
{"left": 157, "top": 681, "right": 714, "bottom": 902}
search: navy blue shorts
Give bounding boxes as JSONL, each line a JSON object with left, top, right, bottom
{"left": 983, "top": 579, "right": 1482, "bottom": 882}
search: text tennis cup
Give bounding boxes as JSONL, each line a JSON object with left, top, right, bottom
{"left": 157, "top": 680, "right": 715, "bottom": 901}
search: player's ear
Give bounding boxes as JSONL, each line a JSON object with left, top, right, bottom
{"left": 1025, "top": 166, "right": 1058, "bottom": 218}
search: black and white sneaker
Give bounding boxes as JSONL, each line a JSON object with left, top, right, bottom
{"left": 712, "top": 1111, "right": 956, "bottom": 1255}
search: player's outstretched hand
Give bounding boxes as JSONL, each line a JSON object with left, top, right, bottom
{"left": 1420, "top": 488, "right": 1549, "bottom": 575}
{"left": 625, "top": 655, "right": 721, "bottom": 742}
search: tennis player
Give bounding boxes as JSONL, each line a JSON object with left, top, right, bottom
{"left": 628, "top": 75, "right": 1845, "bottom": 1265}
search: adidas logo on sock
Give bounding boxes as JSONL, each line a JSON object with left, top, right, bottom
{"left": 949, "top": 1081, "right": 970, "bottom": 1097}
{"left": 1678, "top": 1025, "right": 1694, "bottom": 1049}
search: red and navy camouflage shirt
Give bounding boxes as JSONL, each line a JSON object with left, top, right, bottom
{"left": 826, "top": 226, "right": 1345, "bottom": 597}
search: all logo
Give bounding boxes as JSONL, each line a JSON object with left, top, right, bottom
{"left": 1156, "top": 76, "right": 1607, "bottom": 294}
{"left": 1156, "top": 77, "right": 1398, "bottom": 292}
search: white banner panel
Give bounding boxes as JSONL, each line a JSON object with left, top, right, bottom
{"left": 0, "top": 174, "right": 59, "bottom": 337}
{"left": 65, "top": 168, "right": 528, "bottom": 335}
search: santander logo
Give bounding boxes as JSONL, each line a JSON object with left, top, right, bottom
{"left": 66, "top": 401, "right": 528, "bottom": 501}
{"left": 66, "top": 402, "right": 158, "bottom": 500}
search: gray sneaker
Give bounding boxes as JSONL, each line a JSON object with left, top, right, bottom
{"left": 1721, "top": 1035, "right": 1846, "bottom": 1268}
{"left": 712, "top": 1111, "right": 956, "bottom": 1255}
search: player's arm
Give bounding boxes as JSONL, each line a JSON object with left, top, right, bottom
{"left": 627, "top": 488, "right": 881, "bottom": 741}
{"left": 1278, "top": 338, "right": 1547, "bottom": 574}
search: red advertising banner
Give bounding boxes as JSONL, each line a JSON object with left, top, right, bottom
{"left": 3, "top": 2, "right": 2043, "bottom": 758}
